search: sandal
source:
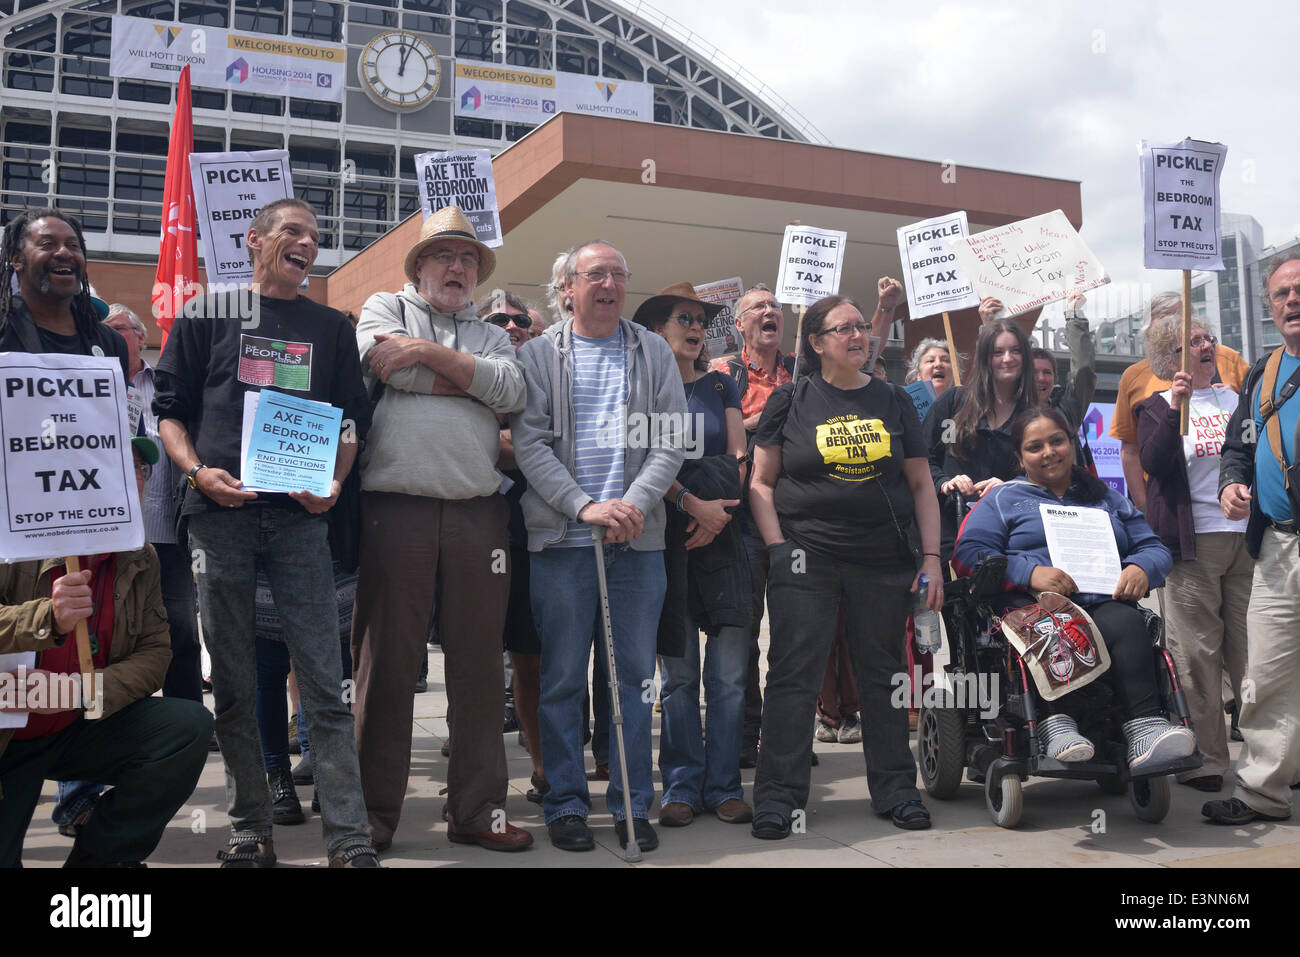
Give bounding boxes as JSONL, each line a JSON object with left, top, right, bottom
{"left": 526, "top": 771, "right": 550, "bottom": 804}
{"left": 888, "top": 800, "right": 931, "bottom": 830}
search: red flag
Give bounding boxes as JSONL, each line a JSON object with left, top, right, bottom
{"left": 152, "top": 64, "right": 198, "bottom": 351}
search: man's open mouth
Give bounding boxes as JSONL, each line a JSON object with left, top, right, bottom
{"left": 761, "top": 319, "right": 779, "bottom": 333}
{"left": 285, "top": 253, "right": 309, "bottom": 269}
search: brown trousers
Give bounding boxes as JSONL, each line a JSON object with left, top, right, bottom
{"left": 351, "top": 491, "right": 509, "bottom": 840}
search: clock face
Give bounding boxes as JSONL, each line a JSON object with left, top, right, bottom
{"left": 358, "top": 30, "right": 441, "bottom": 112}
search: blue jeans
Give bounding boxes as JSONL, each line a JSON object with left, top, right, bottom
{"left": 531, "top": 545, "right": 665, "bottom": 823}
{"left": 188, "top": 508, "right": 369, "bottom": 856}
{"left": 659, "top": 623, "right": 748, "bottom": 809}
{"left": 51, "top": 780, "right": 103, "bottom": 828}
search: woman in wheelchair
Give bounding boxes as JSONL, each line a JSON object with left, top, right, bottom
{"left": 953, "top": 406, "right": 1197, "bottom": 773}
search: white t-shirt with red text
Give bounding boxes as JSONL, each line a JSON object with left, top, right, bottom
{"left": 1161, "top": 384, "right": 1246, "bottom": 535}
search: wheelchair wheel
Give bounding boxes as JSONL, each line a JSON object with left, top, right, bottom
{"left": 985, "top": 772, "right": 1023, "bottom": 828}
{"left": 918, "top": 706, "right": 965, "bottom": 799}
{"left": 1129, "top": 775, "right": 1171, "bottom": 823}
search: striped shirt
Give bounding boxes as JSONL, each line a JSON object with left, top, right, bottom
{"left": 557, "top": 329, "right": 627, "bottom": 547}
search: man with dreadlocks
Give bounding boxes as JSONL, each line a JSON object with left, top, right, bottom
{"left": 153, "top": 197, "right": 378, "bottom": 868}
{"left": 0, "top": 208, "right": 129, "bottom": 379}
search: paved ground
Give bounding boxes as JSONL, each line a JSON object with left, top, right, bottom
{"left": 18, "top": 629, "right": 1300, "bottom": 869}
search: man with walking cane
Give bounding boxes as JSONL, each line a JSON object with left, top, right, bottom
{"left": 511, "top": 240, "right": 686, "bottom": 853}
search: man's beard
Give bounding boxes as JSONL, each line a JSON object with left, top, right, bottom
{"left": 34, "top": 261, "right": 84, "bottom": 297}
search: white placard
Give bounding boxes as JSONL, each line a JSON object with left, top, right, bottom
{"left": 896, "top": 212, "right": 981, "bottom": 319}
{"left": 947, "top": 210, "right": 1110, "bottom": 319}
{"left": 0, "top": 652, "right": 36, "bottom": 729}
{"left": 1140, "top": 138, "right": 1228, "bottom": 271}
{"left": 693, "top": 276, "right": 745, "bottom": 358}
{"left": 1039, "top": 503, "right": 1121, "bottom": 595}
{"left": 0, "top": 354, "right": 143, "bottom": 562}
{"left": 188, "top": 150, "right": 293, "bottom": 283}
{"left": 452, "top": 62, "right": 653, "bottom": 125}
{"left": 413, "top": 149, "right": 502, "bottom": 248}
{"left": 110, "top": 15, "right": 346, "bottom": 103}
{"left": 775, "top": 225, "right": 847, "bottom": 308}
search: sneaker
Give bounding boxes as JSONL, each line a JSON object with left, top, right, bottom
{"left": 329, "top": 844, "right": 380, "bottom": 868}
{"left": 1058, "top": 614, "right": 1098, "bottom": 666}
{"left": 415, "top": 676, "right": 429, "bottom": 694}
{"left": 814, "top": 718, "right": 839, "bottom": 743}
{"left": 1124, "top": 715, "right": 1196, "bottom": 772}
{"left": 837, "top": 713, "right": 863, "bottom": 744}
{"left": 547, "top": 815, "right": 594, "bottom": 851}
{"left": 217, "top": 836, "right": 276, "bottom": 868}
{"left": 1201, "top": 797, "right": 1289, "bottom": 826}
{"left": 287, "top": 714, "right": 301, "bottom": 755}
{"left": 1040, "top": 714, "right": 1095, "bottom": 762}
{"left": 614, "top": 818, "right": 658, "bottom": 851}
{"left": 268, "top": 768, "right": 305, "bottom": 826}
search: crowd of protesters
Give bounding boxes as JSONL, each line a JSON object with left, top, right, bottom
{"left": 2, "top": 200, "right": 1300, "bottom": 866}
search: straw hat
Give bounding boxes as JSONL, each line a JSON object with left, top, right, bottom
{"left": 631, "top": 282, "right": 724, "bottom": 328}
{"left": 403, "top": 205, "right": 496, "bottom": 284}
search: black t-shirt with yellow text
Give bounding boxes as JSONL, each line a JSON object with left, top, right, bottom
{"left": 755, "top": 374, "right": 925, "bottom": 565}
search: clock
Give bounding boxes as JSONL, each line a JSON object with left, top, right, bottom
{"left": 357, "top": 30, "right": 441, "bottom": 112}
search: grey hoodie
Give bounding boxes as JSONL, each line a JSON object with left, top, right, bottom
{"left": 357, "top": 284, "right": 525, "bottom": 500}
{"left": 510, "top": 316, "right": 687, "bottom": 552}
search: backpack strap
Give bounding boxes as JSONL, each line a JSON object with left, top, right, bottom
{"left": 1259, "top": 346, "right": 1300, "bottom": 488}
{"left": 725, "top": 355, "right": 748, "bottom": 397}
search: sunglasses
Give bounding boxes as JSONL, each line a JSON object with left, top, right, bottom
{"left": 485, "top": 312, "right": 532, "bottom": 330}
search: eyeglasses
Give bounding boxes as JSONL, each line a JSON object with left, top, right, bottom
{"left": 485, "top": 311, "right": 531, "bottom": 330}
{"left": 1174, "top": 335, "right": 1218, "bottom": 353}
{"left": 740, "top": 299, "right": 781, "bottom": 316}
{"left": 816, "top": 321, "right": 869, "bottom": 338}
{"left": 669, "top": 311, "right": 706, "bottom": 328}
{"left": 135, "top": 462, "right": 152, "bottom": 481}
{"left": 420, "top": 250, "right": 480, "bottom": 270}
{"left": 576, "top": 269, "right": 629, "bottom": 285}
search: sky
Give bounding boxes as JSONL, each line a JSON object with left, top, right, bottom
{"left": 631, "top": 0, "right": 1300, "bottom": 319}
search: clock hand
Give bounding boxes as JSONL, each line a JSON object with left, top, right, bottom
{"left": 397, "top": 41, "right": 412, "bottom": 76}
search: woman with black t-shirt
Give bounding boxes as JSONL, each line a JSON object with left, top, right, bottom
{"left": 749, "top": 295, "right": 943, "bottom": 836}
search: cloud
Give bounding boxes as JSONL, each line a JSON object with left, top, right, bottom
{"left": 633, "top": 0, "right": 1300, "bottom": 304}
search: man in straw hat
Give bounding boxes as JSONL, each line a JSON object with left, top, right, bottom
{"left": 155, "top": 197, "right": 379, "bottom": 867}
{"left": 511, "top": 241, "right": 686, "bottom": 853}
{"left": 351, "top": 205, "right": 531, "bottom": 852}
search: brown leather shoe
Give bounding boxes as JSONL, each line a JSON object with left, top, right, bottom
{"left": 711, "top": 798, "right": 754, "bottom": 824}
{"left": 448, "top": 822, "right": 534, "bottom": 852}
{"left": 658, "top": 802, "right": 695, "bottom": 827}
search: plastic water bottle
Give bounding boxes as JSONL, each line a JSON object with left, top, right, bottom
{"left": 913, "top": 574, "right": 942, "bottom": 654}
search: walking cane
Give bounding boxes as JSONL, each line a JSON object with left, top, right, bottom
{"left": 591, "top": 526, "right": 643, "bottom": 863}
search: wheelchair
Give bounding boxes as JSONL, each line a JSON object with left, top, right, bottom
{"left": 916, "top": 553, "right": 1203, "bottom": 828}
